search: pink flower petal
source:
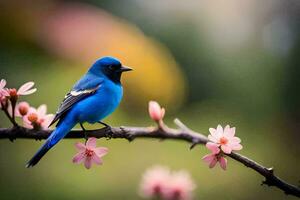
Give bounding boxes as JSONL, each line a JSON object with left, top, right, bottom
{"left": 94, "top": 147, "right": 108, "bottom": 157}
{"left": 209, "top": 128, "right": 221, "bottom": 140}
{"left": 206, "top": 142, "right": 220, "bottom": 154}
{"left": 221, "top": 145, "right": 232, "bottom": 154}
{"left": 22, "top": 118, "right": 33, "bottom": 129}
{"left": 230, "top": 137, "right": 241, "bottom": 144}
{"left": 1, "top": 89, "right": 9, "bottom": 96}
{"left": 0, "top": 79, "right": 6, "bottom": 89}
{"left": 72, "top": 152, "right": 86, "bottom": 164}
{"left": 209, "top": 127, "right": 216, "bottom": 135}
{"left": 208, "top": 135, "right": 218, "bottom": 143}
{"left": 231, "top": 143, "right": 243, "bottom": 151}
{"left": 28, "top": 107, "right": 37, "bottom": 114}
{"left": 24, "top": 123, "right": 33, "bottom": 129}
{"left": 86, "top": 137, "right": 97, "bottom": 149}
{"left": 84, "top": 157, "right": 93, "bottom": 169}
{"left": 37, "top": 104, "right": 47, "bottom": 116}
{"left": 0, "top": 79, "right": 6, "bottom": 87}
{"left": 41, "top": 114, "right": 54, "bottom": 129}
{"left": 230, "top": 127, "right": 236, "bottom": 137}
{"left": 17, "top": 82, "right": 34, "bottom": 94}
{"left": 219, "top": 157, "right": 227, "bottom": 170}
{"left": 75, "top": 142, "right": 86, "bottom": 152}
{"left": 216, "top": 125, "right": 223, "bottom": 137}
{"left": 223, "top": 125, "right": 232, "bottom": 138}
{"left": 18, "top": 88, "right": 37, "bottom": 95}
{"left": 92, "top": 154, "right": 103, "bottom": 165}
{"left": 202, "top": 154, "right": 215, "bottom": 164}
{"left": 209, "top": 157, "right": 218, "bottom": 168}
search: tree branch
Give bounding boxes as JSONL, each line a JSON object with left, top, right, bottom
{"left": 0, "top": 121, "right": 299, "bottom": 198}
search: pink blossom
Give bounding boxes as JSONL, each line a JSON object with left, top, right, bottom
{"left": 72, "top": 137, "right": 108, "bottom": 169}
{"left": 148, "top": 101, "right": 165, "bottom": 122}
{"left": 208, "top": 125, "right": 242, "bottom": 154}
{"left": 140, "top": 165, "right": 171, "bottom": 199}
{"left": 202, "top": 142, "right": 227, "bottom": 170}
{"left": 23, "top": 104, "right": 54, "bottom": 130}
{"left": 164, "top": 170, "right": 196, "bottom": 200}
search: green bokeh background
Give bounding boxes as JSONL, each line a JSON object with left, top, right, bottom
{"left": 0, "top": 0, "right": 299, "bottom": 199}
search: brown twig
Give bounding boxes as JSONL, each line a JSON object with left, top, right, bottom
{"left": 0, "top": 120, "right": 299, "bottom": 198}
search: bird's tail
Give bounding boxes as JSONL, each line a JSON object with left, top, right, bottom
{"left": 26, "top": 119, "right": 76, "bottom": 168}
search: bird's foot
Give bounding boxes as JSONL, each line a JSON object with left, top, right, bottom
{"left": 104, "top": 128, "right": 114, "bottom": 140}
{"left": 80, "top": 123, "right": 89, "bottom": 143}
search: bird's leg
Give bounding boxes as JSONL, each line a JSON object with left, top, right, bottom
{"left": 80, "top": 123, "right": 88, "bottom": 143}
{"left": 98, "top": 121, "right": 112, "bottom": 139}
{"left": 98, "top": 121, "right": 111, "bottom": 128}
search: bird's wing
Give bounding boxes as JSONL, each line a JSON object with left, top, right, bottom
{"left": 48, "top": 76, "right": 103, "bottom": 127}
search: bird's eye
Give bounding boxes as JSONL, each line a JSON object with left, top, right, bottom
{"left": 108, "top": 65, "right": 115, "bottom": 70}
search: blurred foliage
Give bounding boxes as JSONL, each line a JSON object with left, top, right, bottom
{"left": 0, "top": 1, "right": 186, "bottom": 113}
{"left": 0, "top": 0, "right": 300, "bottom": 199}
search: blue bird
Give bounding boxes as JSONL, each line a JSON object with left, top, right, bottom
{"left": 26, "top": 56, "right": 132, "bottom": 167}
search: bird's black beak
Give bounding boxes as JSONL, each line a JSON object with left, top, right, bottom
{"left": 119, "top": 66, "right": 133, "bottom": 72}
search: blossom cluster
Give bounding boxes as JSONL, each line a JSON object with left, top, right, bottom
{"left": 202, "top": 125, "right": 243, "bottom": 170}
{"left": 0, "top": 79, "right": 53, "bottom": 130}
{"left": 140, "top": 165, "right": 196, "bottom": 200}
{"left": 147, "top": 101, "right": 243, "bottom": 171}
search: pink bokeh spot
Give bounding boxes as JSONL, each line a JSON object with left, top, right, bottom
{"left": 140, "top": 165, "right": 171, "bottom": 198}
{"left": 165, "top": 170, "right": 196, "bottom": 200}
{"left": 140, "top": 166, "right": 196, "bottom": 200}
{"left": 72, "top": 137, "right": 108, "bottom": 169}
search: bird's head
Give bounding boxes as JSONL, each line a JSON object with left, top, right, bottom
{"left": 89, "top": 56, "right": 132, "bottom": 83}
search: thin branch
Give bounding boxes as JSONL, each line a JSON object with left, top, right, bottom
{"left": 2, "top": 109, "right": 18, "bottom": 127}
{"left": 0, "top": 121, "right": 299, "bottom": 198}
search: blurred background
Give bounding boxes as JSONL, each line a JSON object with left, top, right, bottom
{"left": 0, "top": 0, "right": 299, "bottom": 199}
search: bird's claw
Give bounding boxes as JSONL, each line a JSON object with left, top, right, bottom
{"left": 104, "top": 126, "right": 113, "bottom": 140}
{"left": 105, "top": 132, "right": 113, "bottom": 140}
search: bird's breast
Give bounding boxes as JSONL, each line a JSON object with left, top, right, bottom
{"left": 74, "top": 82, "right": 123, "bottom": 123}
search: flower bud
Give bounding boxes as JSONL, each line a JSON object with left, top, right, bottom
{"left": 148, "top": 101, "right": 165, "bottom": 122}
{"left": 18, "top": 102, "right": 29, "bottom": 116}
